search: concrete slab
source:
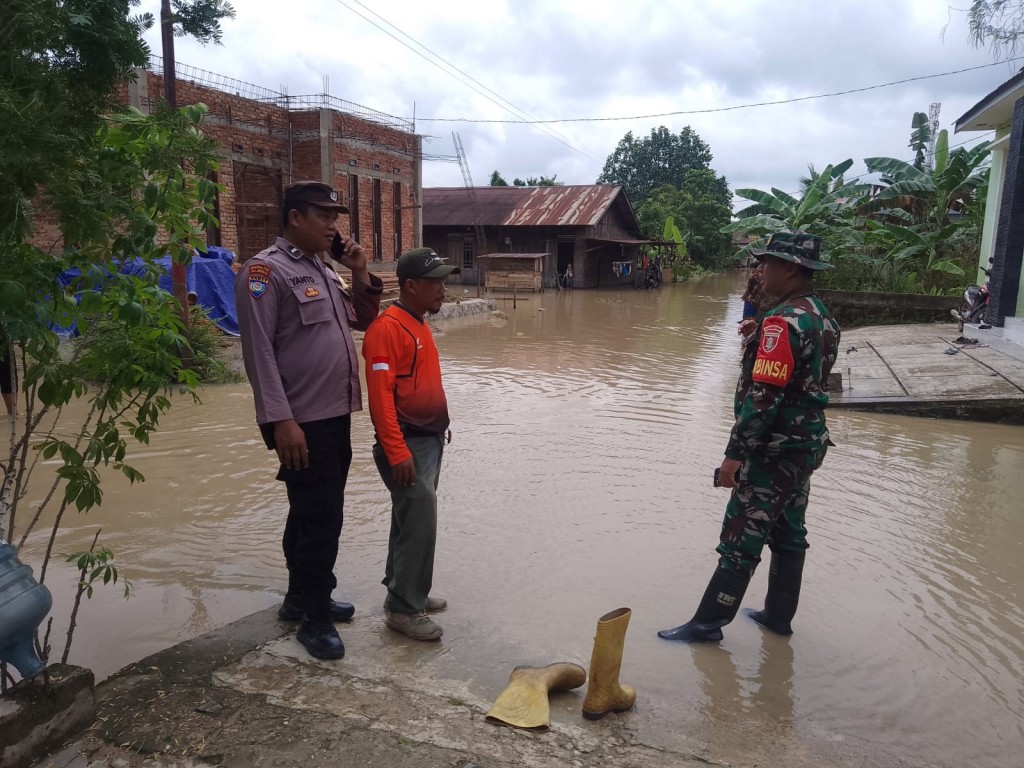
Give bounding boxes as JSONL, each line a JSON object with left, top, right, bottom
{"left": 831, "top": 322, "right": 1024, "bottom": 423}
{"left": 902, "top": 375, "right": 1020, "bottom": 398}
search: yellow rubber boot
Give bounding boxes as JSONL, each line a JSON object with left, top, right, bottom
{"left": 582, "top": 607, "right": 637, "bottom": 720}
{"left": 485, "top": 662, "right": 587, "bottom": 730}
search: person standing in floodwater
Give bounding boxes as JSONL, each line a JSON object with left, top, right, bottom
{"left": 235, "top": 181, "right": 383, "bottom": 661}
{"left": 659, "top": 231, "right": 840, "bottom": 643}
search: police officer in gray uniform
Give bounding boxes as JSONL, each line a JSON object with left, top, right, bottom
{"left": 236, "top": 181, "right": 383, "bottom": 660}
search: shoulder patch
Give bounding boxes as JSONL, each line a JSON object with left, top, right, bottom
{"left": 752, "top": 317, "right": 794, "bottom": 387}
{"left": 248, "top": 263, "right": 271, "bottom": 300}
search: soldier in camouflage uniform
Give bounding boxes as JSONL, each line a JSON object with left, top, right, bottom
{"left": 659, "top": 231, "right": 840, "bottom": 643}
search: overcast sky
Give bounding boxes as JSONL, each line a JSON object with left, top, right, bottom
{"left": 141, "top": 0, "right": 1018, "bottom": 207}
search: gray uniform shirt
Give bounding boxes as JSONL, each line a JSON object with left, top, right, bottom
{"left": 236, "top": 236, "right": 383, "bottom": 426}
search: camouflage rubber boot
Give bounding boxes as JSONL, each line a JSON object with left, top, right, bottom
{"left": 658, "top": 567, "right": 752, "bottom": 643}
{"left": 744, "top": 550, "right": 805, "bottom": 636}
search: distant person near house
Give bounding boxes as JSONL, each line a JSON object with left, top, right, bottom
{"left": 235, "top": 181, "right": 383, "bottom": 661}
{"left": 738, "top": 260, "right": 766, "bottom": 338}
{"left": 659, "top": 231, "right": 840, "bottom": 644}
{"left": 363, "top": 247, "right": 459, "bottom": 642}
{"left": 562, "top": 262, "right": 574, "bottom": 290}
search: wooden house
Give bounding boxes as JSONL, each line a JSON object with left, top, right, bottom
{"left": 422, "top": 185, "right": 651, "bottom": 288}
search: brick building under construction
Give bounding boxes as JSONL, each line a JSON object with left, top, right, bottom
{"left": 115, "top": 58, "right": 422, "bottom": 264}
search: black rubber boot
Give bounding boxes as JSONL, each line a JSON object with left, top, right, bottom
{"left": 744, "top": 550, "right": 805, "bottom": 636}
{"left": 278, "top": 595, "right": 355, "bottom": 623}
{"left": 296, "top": 619, "right": 346, "bottom": 660}
{"left": 658, "top": 566, "right": 752, "bottom": 642}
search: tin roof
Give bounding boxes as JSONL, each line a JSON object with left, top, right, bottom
{"left": 423, "top": 185, "right": 634, "bottom": 228}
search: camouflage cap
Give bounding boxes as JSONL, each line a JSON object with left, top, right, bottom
{"left": 751, "top": 231, "right": 832, "bottom": 271}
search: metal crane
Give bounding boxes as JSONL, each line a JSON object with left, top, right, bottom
{"left": 452, "top": 132, "right": 487, "bottom": 263}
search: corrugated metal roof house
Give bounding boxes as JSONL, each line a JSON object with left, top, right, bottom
{"left": 423, "top": 185, "right": 651, "bottom": 289}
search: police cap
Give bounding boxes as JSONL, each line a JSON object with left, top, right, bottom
{"left": 283, "top": 181, "right": 349, "bottom": 213}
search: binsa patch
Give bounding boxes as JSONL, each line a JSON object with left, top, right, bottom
{"left": 304, "top": 286, "right": 320, "bottom": 298}
{"left": 248, "top": 263, "right": 271, "bottom": 299}
{"left": 752, "top": 317, "right": 794, "bottom": 387}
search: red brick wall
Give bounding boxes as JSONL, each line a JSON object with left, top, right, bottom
{"left": 27, "top": 70, "right": 420, "bottom": 261}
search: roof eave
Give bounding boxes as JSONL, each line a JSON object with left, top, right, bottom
{"left": 955, "top": 69, "right": 1024, "bottom": 133}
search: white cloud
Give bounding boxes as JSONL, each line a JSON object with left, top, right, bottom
{"left": 140, "top": 0, "right": 1016, "bottom": 206}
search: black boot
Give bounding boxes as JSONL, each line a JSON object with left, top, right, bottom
{"left": 278, "top": 594, "right": 355, "bottom": 623}
{"left": 296, "top": 619, "right": 346, "bottom": 660}
{"left": 658, "top": 566, "right": 752, "bottom": 642}
{"left": 744, "top": 550, "right": 805, "bottom": 636}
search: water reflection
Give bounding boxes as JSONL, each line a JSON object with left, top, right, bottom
{"left": 11, "top": 276, "right": 1024, "bottom": 768}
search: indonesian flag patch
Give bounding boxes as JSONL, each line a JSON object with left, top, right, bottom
{"left": 247, "top": 263, "right": 271, "bottom": 299}
{"left": 371, "top": 356, "right": 390, "bottom": 372}
{"left": 752, "top": 317, "right": 794, "bottom": 387}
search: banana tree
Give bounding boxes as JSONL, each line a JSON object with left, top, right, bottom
{"left": 722, "top": 160, "right": 871, "bottom": 254}
{"left": 863, "top": 131, "right": 990, "bottom": 228}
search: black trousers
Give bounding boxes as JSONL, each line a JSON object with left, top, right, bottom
{"left": 271, "top": 415, "right": 352, "bottom": 621}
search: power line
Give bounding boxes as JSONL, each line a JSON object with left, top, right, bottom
{"left": 417, "top": 58, "right": 1024, "bottom": 124}
{"left": 328, "top": 0, "right": 592, "bottom": 158}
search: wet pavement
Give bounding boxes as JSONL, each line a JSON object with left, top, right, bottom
{"left": 834, "top": 323, "right": 1024, "bottom": 421}
{"left": 11, "top": 277, "right": 1024, "bottom": 768}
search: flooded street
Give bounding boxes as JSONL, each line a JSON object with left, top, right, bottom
{"left": 14, "top": 275, "right": 1024, "bottom": 768}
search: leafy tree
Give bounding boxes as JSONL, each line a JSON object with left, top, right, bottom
{"left": 678, "top": 169, "right": 733, "bottom": 266}
{"left": 159, "top": 0, "right": 235, "bottom": 317}
{"left": 636, "top": 185, "right": 689, "bottom": 242}
{"left": 1, "top": 0, "right": 221, "bottom": 676}
{"left": 489, "top": 170, "right": 509, "bottom": 186}
{"left": 848, "top": 131, "right": 991, "bottom": 290}
{"left": 597, "top": 126, "right": 715, "bottom": 206}
{"left": 513, "top": 175, "right": 560, "bottom": 186}
{"left": 723, "top": 160, "right": 870, "bottom": 243}
{"left": 863, "top": 131, "right": 990, "bottom": 230}
{"left": 966, "top": 0, "right": 1024, "bottom": 56}
{"left": 1, "top": 0, "right": 152, "bottom": 244}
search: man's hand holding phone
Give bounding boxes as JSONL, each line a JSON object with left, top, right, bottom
{"left": 331, "top": 233, "right": 369, "bottom": 281}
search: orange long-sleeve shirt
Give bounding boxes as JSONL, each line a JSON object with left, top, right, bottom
{"left": 362, "top": 303, "right": 450, "bottom": 465}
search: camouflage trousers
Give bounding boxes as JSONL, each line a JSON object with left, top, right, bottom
{"left": 716, "top": 451, "right": 825, "bottom": 576}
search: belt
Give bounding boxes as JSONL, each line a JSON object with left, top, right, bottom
{"left": 399, "top": 423, "right": 443, "bottom": 438}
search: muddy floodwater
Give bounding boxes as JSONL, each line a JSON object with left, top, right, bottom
{"left": 13, "top": 275, "right": 1024, "bottom": 768}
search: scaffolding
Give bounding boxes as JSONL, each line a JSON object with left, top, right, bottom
{"left": 146, "top": 56, "right": 415, "bottom": 133}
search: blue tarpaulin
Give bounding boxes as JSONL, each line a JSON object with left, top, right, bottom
{"left": 55, "top": 252, "right": 239, "bottom": 337}
{"left": 155, "top": 255, "right": 239, "bottom": 336}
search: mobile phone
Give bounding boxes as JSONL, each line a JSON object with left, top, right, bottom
{"left": 713, "top": 467, "right": 721, "bottom": 487}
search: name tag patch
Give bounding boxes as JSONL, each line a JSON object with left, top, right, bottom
{"left": 248, "top": 263, "right": 271, "bottom": 299}
{"left": 371, "top": 356, "right": 390, "bottom": 372}
{"left": 752, "top": 317, "right": 794, "bottom": 387}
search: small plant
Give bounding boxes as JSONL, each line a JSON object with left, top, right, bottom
{"left": 59, "top": 531, "right": 132, "bottom": 664}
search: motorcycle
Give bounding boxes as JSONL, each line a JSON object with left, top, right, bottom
{"left": 643, "top": 261, "right": 663, "bottom": 290}
{"left": 951, "top": 267, "right": 992, "bottom": 333}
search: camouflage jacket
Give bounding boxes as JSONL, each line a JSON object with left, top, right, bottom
{"left": 725, "top": 292, "right": 840, "bottom": 462}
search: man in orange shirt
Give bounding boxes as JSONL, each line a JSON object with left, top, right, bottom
{"left": 363, "top": 247, "right": 458, "bottom": 641}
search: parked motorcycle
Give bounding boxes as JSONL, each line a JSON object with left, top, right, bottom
{"left": 643, "top": 262, "right": 663, "bottom": 290}
{"left": 951, "top": 267, "right": 992, "bottom": 333}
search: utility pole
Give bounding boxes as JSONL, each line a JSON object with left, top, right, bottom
{"left": 161, "top": 0, "right": 189, "bottom": 325}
